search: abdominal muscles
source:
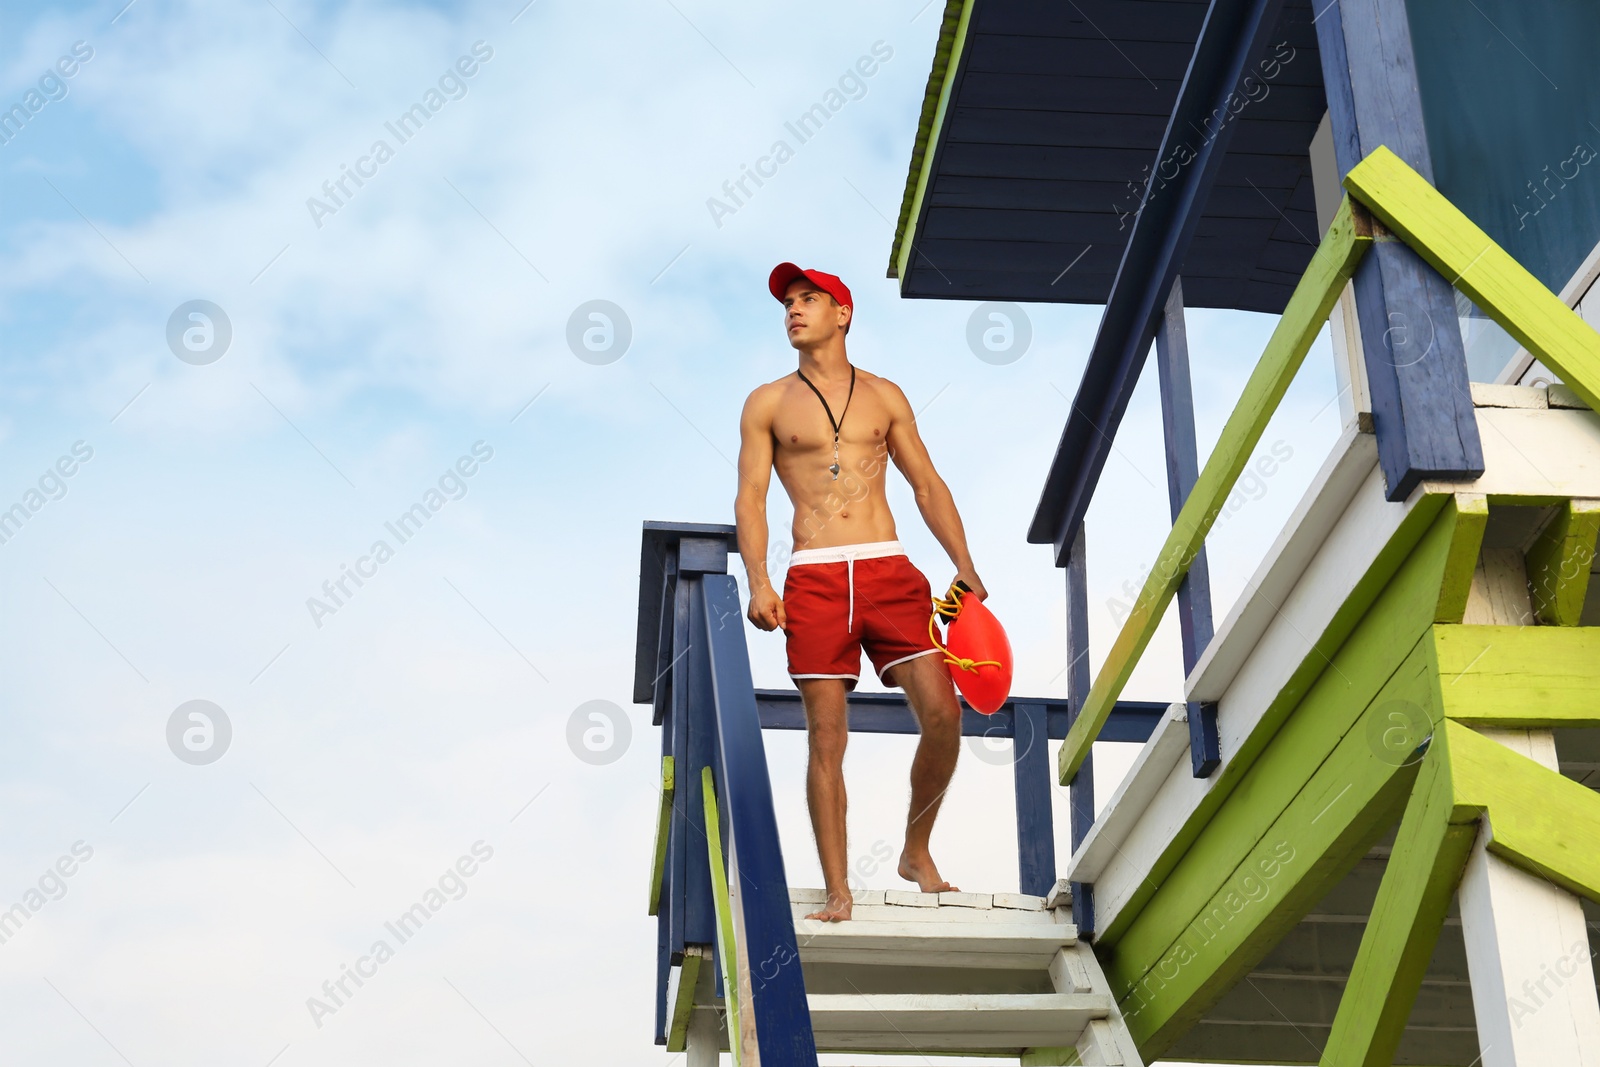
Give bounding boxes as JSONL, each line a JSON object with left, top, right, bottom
{"left": 780, "top": 444, "right": 897, "bottom": 550}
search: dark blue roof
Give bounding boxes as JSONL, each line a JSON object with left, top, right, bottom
{"left": 890, "top": 0, "right": 1327, "bottom": 314}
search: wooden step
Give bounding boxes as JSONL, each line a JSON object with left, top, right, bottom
{"left": 790, "top": 887, "right": 1049, "bottom": 910}
{"left": 807, "top": 991, "right": 1114, "bottom": 1052}
{"left": 789, "top": 888, "right": 1065, "bottom": 926}
{"left": 794, "top": 917, "right": 1077, "bottom": 969}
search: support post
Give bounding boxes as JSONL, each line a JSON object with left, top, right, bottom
{"left": 1314, "top": 0, "right": 1483, "bottom": 500}
{"left": 1526, "top": 499, "right": 1600, "bottom": 625}
{"left": 1153, "top": 277, "right": 1220, "bottom": 776}
{"left": 701, "top": 575, "right": 818, "bottom": 1064}
{"left": 682, "top": 578, "right": 717, "bottom": 950}
{"left": 1012, "top": 701, "right": 1057, "bottom": 896}
{"left": 667, "top": 562, "right": 696, "bottom": 954}
{"left": 1453, "top": 536, "right": 1600, "bottom": 1064}
{"left": 655, "top": 562, "right": 682, "bottom": 1044}
{"left": 659, "top": 536, "right": 720, "bottom": 1044}
{"left": 1027, "top": 0, "right": 1297, "bottom": 559}
{"left": 655, "top": 873, "right": 672, "bottom": 1045}
{"left": 685, "top": 1008, "right": 721, "bottom": 1067}
{"left": 1458, "top": 730, "right": 1600, "bottom": 1067}
{"left": 1063, "top": 525, "right": 1095, "bottom": 934}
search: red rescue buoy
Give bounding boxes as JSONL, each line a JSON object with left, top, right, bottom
{"left": 929, "top": 583, "right": 1013, "bottom": 715}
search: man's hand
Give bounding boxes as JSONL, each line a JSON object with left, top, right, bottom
{"left": 748, "top": 586, "right": 788, "bottom": 631}
{"left": 953, "top": 569, "right": 988, "bottom": 602}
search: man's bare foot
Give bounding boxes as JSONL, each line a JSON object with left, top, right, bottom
{"left": 803, "top": 892, "right": 853, "bottom": 922}
{"left": 899, "top": 850, "right": 958, "bottom": 894}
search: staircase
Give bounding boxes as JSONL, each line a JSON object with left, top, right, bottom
{"left": 638, "top": 528, "right": 1147, "bottom": 1065}
{"left": 731, "top": 887, "right": 1142, "bottom": 1063}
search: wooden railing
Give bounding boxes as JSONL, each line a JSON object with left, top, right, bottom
{"left": 1057, "top": 146, "right": 1600, "bottom": 787}
{"left": 637, "top": 525, "right": 816, "bottom": 1065}
{"left": 635, "top": 522, "right": 1164, "bottom": 1062}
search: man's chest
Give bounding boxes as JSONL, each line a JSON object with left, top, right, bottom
{"left": 771, "top": 392, "right": 890, "bottom": 451}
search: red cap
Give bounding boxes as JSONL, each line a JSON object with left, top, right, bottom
{"left": 768, "top": 262, "right": 853, "bottom": 311}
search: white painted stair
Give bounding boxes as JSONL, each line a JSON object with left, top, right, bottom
{"left": 786, "top": 886, "right": 1145, "bottom": 1063}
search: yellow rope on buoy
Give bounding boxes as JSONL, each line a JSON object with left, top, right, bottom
{"left": 928, "top": 581, "right": 1002, "bottom": 674}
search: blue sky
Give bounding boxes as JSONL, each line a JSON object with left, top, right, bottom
{"left": 0, "top": 1, "right": 1343, "bottom": 1063}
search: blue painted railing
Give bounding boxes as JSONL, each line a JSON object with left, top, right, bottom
{"left": 702, "top": 574, "right": 818, "bottom": 1062}
{"left": 638, "top": 522, "right": 816, "bottom": 1062}
{"left": 634, "top": 520, "right": 1161, "bottom": 1059}
{"left": 750, "top": 687, "right": 1162, "bottom": 899}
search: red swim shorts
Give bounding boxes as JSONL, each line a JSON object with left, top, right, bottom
{"left": 782, "top": 541, "right": 941, "bottom": 690}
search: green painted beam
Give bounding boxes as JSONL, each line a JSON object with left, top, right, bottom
{"left": 1058, "top": 197, "right": 1374, "bottom": 785}
{"left": 1447, "top": 720, "right": 1600, "bottom": 902}
{"left": 1344, "top": 146, "right": 1600, "bottom": 413}
{"left": 701, "top": 766, "right": 741, "bottom": 1057}
{"left": 1317, "top": 714, "right": 1600, "bottom": 1064}
{"left": 1434, "top": 494, "right": 1487, "bottom": 624}
{"left": 1109, "top": 616, "right": 1434, "bottom": 1006}
{"left": 1098, "top": 496, "right": 1457, "bottom": 951}
{"left": 649, "top": 754, "right": 675, "bottom": 916}
{"left": 1431, "top": 624, "right": 1600, "bottom": 727}
{"left": 1119, "top": 650, "right": 1432, "bottom": 1055}
{"left": 665, "top": 947, "right": 705, "bottom": 1053}
{"left": 1526, "top": 500, "right": 1600, "bottom": 626}
{"left": 1108, "top": 507, "right": 1591, "bottom": 1051}
{"left": 1318, "top": 739, "right": 1477, "bottom": 1067}
{"left": 889, "top": 0, "right": 975, "bottom": 283}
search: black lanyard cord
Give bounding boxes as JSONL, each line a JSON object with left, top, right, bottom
{"left": 795, "top": 364, "right": 856, "bottom": 442}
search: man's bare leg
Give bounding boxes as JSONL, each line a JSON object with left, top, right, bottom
{"left": 887, "top": 653, "right": 962, "bottom": 894}
{"left": 798, "top": 678, "right": 852, "bottom": 921}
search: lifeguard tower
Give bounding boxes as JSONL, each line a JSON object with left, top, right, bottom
{"left": 637, "top": 1, "right": 1600, "bottom": 1063}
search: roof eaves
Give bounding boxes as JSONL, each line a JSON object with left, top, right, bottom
{"left": 887, "top": 0, "right": 974, "bottom": 281}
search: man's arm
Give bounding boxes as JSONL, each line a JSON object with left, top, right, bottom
{"left": 880, "top": 380, "right": 987, "bottom": 599}
{"left": 734, "top": 386, "right": 787, "bottom": 630}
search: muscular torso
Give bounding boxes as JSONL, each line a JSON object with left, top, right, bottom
{"left": 767, "top": 367, "right": 899, "bottom": 550}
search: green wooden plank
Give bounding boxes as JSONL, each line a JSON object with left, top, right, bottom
{"left": 1059, "top": 198, "right": 1373, "bottom": 785}
{"left": 1120, "top": 650, "right": 1433, "bottom": 1055}
{"left": 1318, "top": 741, "right": 1476, "bottom": 1067}
{"left": 1526, "top": 500, "right": 1600, "bottom": 626}
{"left": 1447, "top": 720, "right": 1600, "bottom": 902}
{"left": 665, "top": 947, "right": 705, "bottom": 1053}
{"left": 1431, "top": 624, "right": 1600, "bottom": 727}
{"left": 1020, "top": 1048, "right": 1081, "bottom": 1066}
{"left": 1108, "top": 617, "right": 1431, "bottom": 1003}
{"left": 1319, "top": 718, "right": 1600, "bottom": 1063}
{"left": 1344, "top": 146, "right": 1600, "bottom": 413}
{"left": 1098, "top": 495, "right": 1454, "bottom": 949}
{"left": 1434, "top": 494, "right": 1487, "bottom": 624}
{"left": 701, "top": 766, "right": 741, "bottom": 1059}
{"left": 649, "top": 754, "right": 676, "bottom": 916}
{"left": 891, "top": 0, "right": 976, "bottom": 282}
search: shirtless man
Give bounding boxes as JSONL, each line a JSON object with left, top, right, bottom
{"left": 734, "top": 262, "right": 987, "bottom": 923}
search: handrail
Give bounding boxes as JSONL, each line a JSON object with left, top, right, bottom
{"left": 639, "top": 524, "right": 817, "bottom": 1061}
{"left": 1057, "top": 146, "right": 1600, "bottom": 788}
{"left": 747, "top": 687, "right": 1164, "bottom": 901}
{"left": 1342, "top": 146, "right": 1600, "bottom": 411}
{"left": 699, "top": 573, "right": 818, "bottom": 1064}
{"left": 648, "top": 755, "right": 674, "bottom": 915}
{"left": 640, "top": 521, "right": 1147, "bottom": 1059}
{"left": 701, "top": 766, "right": 742, "bottom": 1060}
{"left": 751, "top": 687, "right": 1166, "bottom": 742}
{"left": 1058, "top": 195, "right": 1374, "bottom": 783}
